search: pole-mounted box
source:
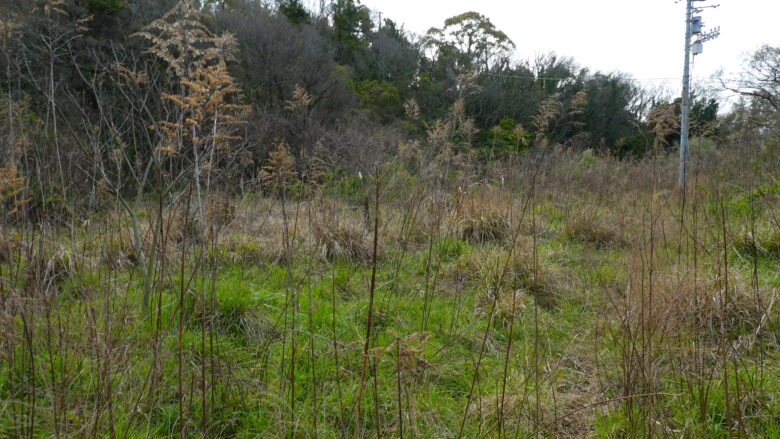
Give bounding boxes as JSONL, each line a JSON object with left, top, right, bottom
{"left": 692, "top": 16, "right": 703, "bottom": 34}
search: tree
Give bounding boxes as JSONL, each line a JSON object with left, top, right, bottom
{"left": 666, "top": 92, "right": 719, "bottom": 142}
{"left": 467, "top": 63, "right": 538, "bottom": 137}
{"left": 278, "top": 0, "right": 309, "bottom": 25}
{"left": 213, "top": 2, "right": 355, "bottom": 159}
{"left": 582, "top": 73, "right": 639, "bottom": 149}
{"left": 331, "top": 0, "right": 372, "bottom": 64}
{"left": 722, "top": 44, "right": 779, "bottom": 111}
{"left": 424, "top": 11, "right": 514, "bottom": 73}
{"left": 0, "top": 15, "right": 19, "bottom": 164}
{"left": 529, "top": 54, "right": 584, "bottom": 95}
{"left": 20, "top": 0, "right": 90, "bottom": 207}
{"left": 718, "top": 45, "right": 779, "bottom": 157}
{"left": 82, "top": 0, "right": 127, "bottom": 33}
{"left": 354, "top": 19, "right": 419, "bottom": 90}
{"left": 467, "top": 55, "right": 584, "bottom": 138}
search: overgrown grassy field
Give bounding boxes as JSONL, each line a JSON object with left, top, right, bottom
{"left": 1, "top": 148, "right": 779, "bottom": 438}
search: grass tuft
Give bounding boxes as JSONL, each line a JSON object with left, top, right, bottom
{"left": 562, "top": 206, "right": 627, "bottom": 248}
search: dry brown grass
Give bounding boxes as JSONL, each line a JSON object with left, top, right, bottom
{"left": 460, "top": 212, "right": 511, "bottom": 244}
{"left": 24, "top": 244, "right": 73, "bottom": 295}
{"left": 562, "top": 206, "right": 628, "bottom": 249}
{"left": 311, "top": 214, "right": 374, "bottom": 262}
{"left": 452, "top": 184, "right": 511, "bottom": 244}
{"left": 0, "top": 230, "right": 20, "bottom": 264}
{"left": 462, "top": 238, "right": 572, "bottom": 312}
{"left": 612, "top": 260, "right": 779, "bottom": 343}
{"left": 98, "top": 208, "right": 184, "bottom": 269}
{"left": 216, "top": 232, "right": 270, "bottom": 266}
{"left": 216, "top": 196, "right": 378, "bottom": 265}
{"left": 495, "top": 288, "right": 527, "bottom": 325}
{"left": 204, "top": 197, "right": 238, "bottom": 230}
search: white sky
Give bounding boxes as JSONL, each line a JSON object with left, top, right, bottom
{"left": 355, "top": 0, "right": 780, "bottom": 94}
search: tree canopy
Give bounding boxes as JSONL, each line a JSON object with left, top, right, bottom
{"left": 424, "top": 11, "right": 515, "bottom": 73}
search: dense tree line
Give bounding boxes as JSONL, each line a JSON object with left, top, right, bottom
{"left": 0, "top": 0, "right": 777, "bottom": 217}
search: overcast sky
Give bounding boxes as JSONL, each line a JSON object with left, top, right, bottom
{"left": 354, "top": 0, "right": 779, "bottom": 95}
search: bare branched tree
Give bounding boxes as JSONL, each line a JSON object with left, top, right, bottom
{"left": 721, "top": 45, "right": 779, "bottom": 111}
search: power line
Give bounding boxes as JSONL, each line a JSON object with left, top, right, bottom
{"left": 479, "top": 71, "right": 703, "bottom": 83}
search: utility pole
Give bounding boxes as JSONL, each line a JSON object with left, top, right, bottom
{"left": 679, "top": 0, "right": 693, "bottom": 189}
{"left": 679, "top": 0, "right": 719, "bottom": 189}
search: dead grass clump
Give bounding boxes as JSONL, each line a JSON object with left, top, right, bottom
{"left": 130, "top": 199, "right": 233, "bottom": 248}
{"left": 452, "top": 183, "right": 511, "bottom": 244}
{"left": 223, "top": 198, "right": 298, "bottom": 264}
{"left": 0, "top": 310, "right": 16, "bottom": 357}
{"left": 620, "top": 269, "right": 778, "bottom": 341}
{"left": 0, "top": 232, "right": 20, "bottom": 264}
{"left": 187, "top": 294, "right": 280, "bottom": 343}
{"left": 235, "top": 308, "right": 281, "bottom": 343}
{"left": 311, "top": 215, "right": 375, "bottom": 262}
{"left": 100, "top": 232, "right": 137, "bottom": 269}
{"left": 373, "top": 330, "right": 433, "bottom": 379}
{"left": 562, "top": 207, "right": 627, "bottom": 248}
{"left": 507, "top": 240, "right": 573, "bottom": 310}
{"left": 466, "top": 244, "right": 565, "bottom": 311}
{"left": 460, "top": 211, "right": 510, "bottom": 244}
{"left": 205, "top": 196, "right": 237, "bottom": 229}
{"left": 695, "top": 283, "right": 778, "bottom": 340}
{"left": 163, "top": 208, "right": 200, "bottom": 244}
{"left": 495, "top": 289, "right": 527, "bottom": 326}
{"left": 218, "top": 233, "right": 267, "bottom": 267}
{"left": 25, "top": 245, "right": 73, "bottom": 295}
{"left": 99, "top": 211, "right": 180, "bottom": 270}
